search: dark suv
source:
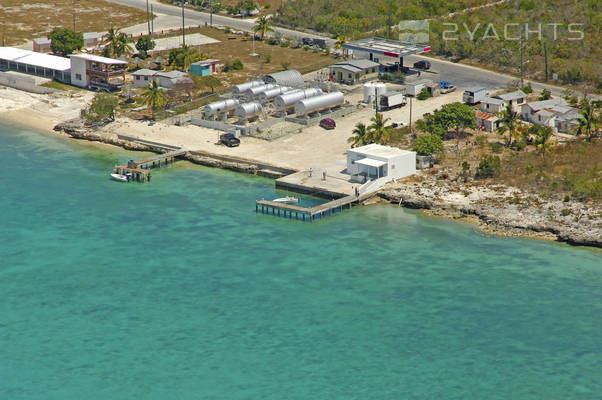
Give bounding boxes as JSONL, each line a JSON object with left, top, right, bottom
{"left": 413, "top": 60, "right": 431, "bottom": 70}
{"left": 220, "top": 133, "right": 240, "bottom": 147}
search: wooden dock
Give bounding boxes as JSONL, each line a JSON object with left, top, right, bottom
{"left": 256, "top": 193, "right": 372, "bottom": 221}
{"left": 113, "top": 149, "right": 188, "bottom": 182}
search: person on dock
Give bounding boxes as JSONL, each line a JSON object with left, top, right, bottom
{"left": 355, "top": 187, "right": 359, "bottom": 198}
{"left": 309, "top": 167, "right": 313, "bottom": 177}
{"left": 322, "top": 171, "right": 326, "bottom": 181}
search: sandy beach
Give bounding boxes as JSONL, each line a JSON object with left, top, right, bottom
{"left": 0, "top": 87, "right": 94, "bottom": 132}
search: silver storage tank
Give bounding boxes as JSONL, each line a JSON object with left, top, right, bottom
{"left": 232, "top": 80, "right": 264, "bottom": 95}
{"left": 294, "top": 92, "right": 344, "bottom": 116}
{"left": 245, "top": 84, "right": 279, "bottom": 98}
{"left": 236, "top": 102, "right": 263, "bottom": 119}
{"left": 258, "top": 86, "right": 291, "bottom": 100}
{"left": 274, "top": 88, "right": 323, "bottom": 110}
{"left": 203, "top": 98, "right": 240, "bottom": 117}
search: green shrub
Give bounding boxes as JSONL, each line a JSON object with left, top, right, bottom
{"left": 476, "top": 155, "right": 501, "bottom": 179}
{"left": 224, "top": 58, "right": 244, "bottom": 71}
{"left": 521, "top": 83, "right": 533, "bottom": 94}
{"left": 264, "top": 54, "right": 272, "bottom": 63}
{"left": 475, "top": 135, "right": 487, "bottom": 147}
{"left": 563, "top": 195, "right": 570, "bottom": 202}
{"left": 414, "top": 134, "right": 444, "bottom": 156}
{"left": 560, "top": 209, "right": 571, "bottom": 217}
{"left": 416, "top": 90, "right": 431, "bottom": 100}
{"left": 281, "top": 61, "right": 291, "bottom": 70}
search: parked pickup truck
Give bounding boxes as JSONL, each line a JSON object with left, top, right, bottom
{"left": 440, "top": 81, "right": 456, "bottom": 94}
{"left": 220, "top": 133, "right": 240, "bottom": 147}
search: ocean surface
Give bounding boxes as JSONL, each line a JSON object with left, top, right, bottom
{"left": 0, "top": 122, "right": 601, "bottom": 400}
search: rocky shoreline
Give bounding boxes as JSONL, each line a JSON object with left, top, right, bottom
{"left": 55, "top": 120, "right": 601, "bottom": 249}
{"left": 378, "top": 172, "right": 601, "bottom": 248}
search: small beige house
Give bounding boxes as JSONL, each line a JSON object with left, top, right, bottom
{"left": 329, "top": 59, "right": 380, "bottom": 85}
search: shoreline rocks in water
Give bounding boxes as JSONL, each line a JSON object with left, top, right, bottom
{"left": 378, "top": 173, "right": 601, "bottom": 248}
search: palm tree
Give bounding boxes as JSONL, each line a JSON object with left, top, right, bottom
{"left": 254, "top": 16, "right": 273, "bottom": 40}
{"left": 534, "top": 125, "right": 553, "bottom": 158}
{"left": 103, "top": 27, "right": 132, "bottom": 58}
{"left": 368, "top": 113, "right": 392, "bottom": 144}
{"left": 348, "top": 123, "right": 369, "bottom": 147}
{"left": 497, "top": 104, "right": 520, "bottom": 146}
{"left": 573, "top": 98, "right": 599, "bottom": 141}
{"left": 142, "top": 80, "right": 167, "bottom": 120}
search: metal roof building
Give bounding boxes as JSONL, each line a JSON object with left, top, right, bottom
{"left": 343, "top": 37, "right": 430, "bottom": 66}
{"left": 0, "top": 47, "right": 71, "bottom": 82}
{"left": 263, "top": 70, "right": 304, "bottom": 88}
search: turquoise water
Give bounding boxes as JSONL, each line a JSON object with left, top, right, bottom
{"left": 1, "top": 123, "right": 601, "bottom": 399}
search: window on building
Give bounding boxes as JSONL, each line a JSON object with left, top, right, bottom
{"left": 135, "top": 76, "right": 140, "bottom": 80}
{"left": 372, "top": 68, "right": 375, "bottom": 73}
{"left": 75, "top": 73, "right": 82, "bottom": 81}
{"left": 144, "top": 76, "right": 149, "bottom": 81}
{"left": 348, "top": 73, "right": 352, "bottom": 78}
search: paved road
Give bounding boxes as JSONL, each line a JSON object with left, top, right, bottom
{"left": 109, "top": 0, "right": 589, "bottom": 98}
{"left": 107, "top": 0, "right": 332, "bottom": 43}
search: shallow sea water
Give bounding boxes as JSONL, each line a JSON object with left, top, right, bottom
{"left": 1, "top": 123, "right": 601, "bottom": 399}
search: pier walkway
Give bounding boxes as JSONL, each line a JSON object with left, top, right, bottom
{"left": 256, "top": 192, "right": 373, "bottom": 222}
{"left": 113, "top": 149, "right": 188, "bottom": 182}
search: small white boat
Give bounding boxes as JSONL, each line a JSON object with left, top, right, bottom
{"left": 110, "top": 173, "right": 128, "bottom": 182}
{"left": 273, "top": 196, "right": 299, "bottom": 204}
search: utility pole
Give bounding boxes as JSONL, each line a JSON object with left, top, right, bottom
{"left": 210, "top": 0, "right": 213, "bottom": 27}
{"left": 181, "top": 2, "right": 186, "bottom": 47}
{"left": 146, "top": 0, "right": 151, "bottom": 36}
{"left": 409, "top": 96, "right": 413, "bottom": 134}
{"left": 520, "top": 31, "right": 525, "bottom": 88}
{"left": 544, "top": 41, "right": 548, "bottom": 82}
{"left": 73, "top": 14, "right": 76, "bottom": 31}
{"left": 151, "top": 4, "right": 154, "bottom": 37}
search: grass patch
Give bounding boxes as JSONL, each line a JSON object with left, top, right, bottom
{"left": 42, "top": 80, "right": 86, "bottom": 92}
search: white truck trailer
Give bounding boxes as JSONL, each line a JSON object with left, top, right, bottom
{"left": 463, "top": 87, "right": 488, "bottom": 104}
{"left": 378, "top": 92, "right": 406, "bottom": 111}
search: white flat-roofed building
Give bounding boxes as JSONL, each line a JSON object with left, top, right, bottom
{"left": 0, "top": 47, "right": 71, "bottom": 82}
{"left": 69, "top": 53, "right": 128, "bottom": 90}
{"left": 347, "top": 143, "right": 416, "bottom": 183}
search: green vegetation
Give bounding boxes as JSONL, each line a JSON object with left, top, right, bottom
{"left": 347, "top": 114, "right": 394, "bottom": 146}
{"left": 496, "top": 104, "right": 520, "bottom": 146}
{"left": 195, "top": 75, "right": 223, "bottom": 93}
{"left": 49, "top": 28, "right": 83, "bottom": 56}
{"left": 168, "top": 46, "right": 205, "bottom": 71}
{"left": 254, "top": 15, "right": 273, "bottom": 40}
{"left": 142, "top": 80, "right": 168, "bottom": 120}
{"left": 573, "top": 98, "right": 601, "bottom": 141}
{"left": 274, "top": 0, "right": 492, "bottom": 37}
{"left": 82, "top": 93, "right": 119, "bottom": 122}
{"left": 416, "top": 90, "right": 431, "bottom": 101}
{"left": 103, "top": 28, "right": 133, "bottom": 58}
{"left": 417, "top": 102, "right": 476, "bottom": 139}
{"left": 428, "top": 0, "right": 602, "bottom": 90}
{"left": 476, "top": 154, "right": 501, "bottom": 179}
{"left": 135, "top": 36, "right": 156, "bottom": 59}
{"left": 499, "top": 139, "right": 601, "bottom": 201}
{"left": 224, "top": 58, "right": 244, "bottom": 71}
{"left": 414, "top": 134, "right": 444, "bottom": 157}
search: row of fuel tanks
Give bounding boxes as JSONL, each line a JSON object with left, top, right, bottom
{"left": 202, "top": 79, "right": 345, "bottom": 122}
